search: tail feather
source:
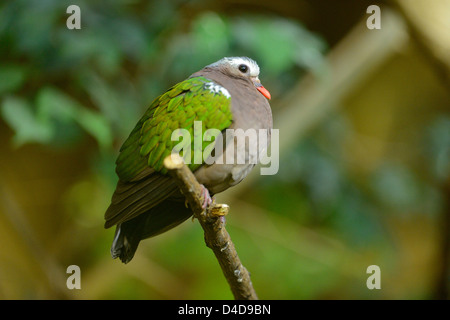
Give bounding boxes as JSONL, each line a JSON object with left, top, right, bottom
{"left": 110, "top": 200, "right": 193, "bottom": 263}
{"left": 111, "top": 224, "right": 141, "bottom": 264}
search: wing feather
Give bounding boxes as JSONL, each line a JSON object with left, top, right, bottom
{"left": 104, "top": 76, "right": 233, "bottom": 229}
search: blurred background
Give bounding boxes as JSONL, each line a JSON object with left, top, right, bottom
{"left": 0, "top": 0, "right": 449, "bottom": 299}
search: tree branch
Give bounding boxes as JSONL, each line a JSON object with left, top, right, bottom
{"left": 163, "top": 154, "right": 258, "bottom": 300}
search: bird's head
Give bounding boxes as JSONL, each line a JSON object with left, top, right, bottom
{"left": 206, "top": 57, "right": 271, "bottom": 100}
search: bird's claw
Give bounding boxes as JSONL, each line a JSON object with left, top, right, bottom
{"left": 200, "top": 184, "right": 214, "bottom": 213}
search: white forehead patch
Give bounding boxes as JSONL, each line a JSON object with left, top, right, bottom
{"left": 208, "top": 57, "right": 260, "bottom": 77}
{"left": 204, "top": 82, "right": 231, "bottom": 99}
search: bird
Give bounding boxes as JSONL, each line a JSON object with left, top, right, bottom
{"left": 104, "top": 57, "right": 272, "bottom": 263}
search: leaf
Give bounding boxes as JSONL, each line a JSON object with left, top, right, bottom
{"left": 76, "top": 107, "right": 113, "bottom": 151}
{"left": 0, "top": 96, "right": 53, "bottom": 146}
{"left": 36, "top": 87, "right": 78, "bottom": 122}
{"left": 35, "top": 87, "right": 113, "bottom": 150}
{"left": 192, "top": 12, "right": 230, "bottom": 58}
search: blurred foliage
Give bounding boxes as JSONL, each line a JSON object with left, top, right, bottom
{"left": 0, "top": 0, "right": 448, "bottom": 300}
{"left": 0, "top": 0, "right": 326, "bottom": 152}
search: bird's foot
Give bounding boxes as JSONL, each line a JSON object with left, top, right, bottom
{"left": 200, "top": 184, "right": 214, "bottom": 210}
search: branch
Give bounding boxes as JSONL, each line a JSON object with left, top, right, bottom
{"left": 163, "top": 154, "right": 258, "bottom": 300}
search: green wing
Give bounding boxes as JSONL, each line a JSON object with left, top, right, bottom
{"left": 104, "top": 76, "right": 232, "bottom": 228}
{"left": 116, "top": 76, "right": 232, "bottom": 182}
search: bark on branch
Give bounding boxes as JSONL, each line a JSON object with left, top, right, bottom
{"left": 163, "top": 154, "right": 258, "bottom": 300}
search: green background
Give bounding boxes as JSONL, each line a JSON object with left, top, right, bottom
{"left": 0, "top": 0, "right": 449, "bottom": 299}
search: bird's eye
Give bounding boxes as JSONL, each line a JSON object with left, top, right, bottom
{"left": 238, "top": 64, "right": 249, "bottom": 73}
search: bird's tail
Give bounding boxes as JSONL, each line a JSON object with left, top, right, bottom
{"left": 111, "top": 224, "right": 140, "bottom": 264}
{"left": 110, "top": 200, "right": 193, "bottom": 263}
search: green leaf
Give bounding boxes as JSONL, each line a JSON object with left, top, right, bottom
{"left": 192, "top": 12, "right": 230, "bottom": 58}
{"left": 36, "top": 87, "right": 78, "bottom": 122}
{"left": 0, "top": 96, "right": 53, "bottom": 146}
{"left": 76, "top": 108, "right": 113, "bottom": 151}
{"left": 35, "top": 87, "right": 113, "bottom": 150}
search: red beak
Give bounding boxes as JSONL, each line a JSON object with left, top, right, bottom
{"left": 254, "top": 82, "right": 271, "bottom": 100}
